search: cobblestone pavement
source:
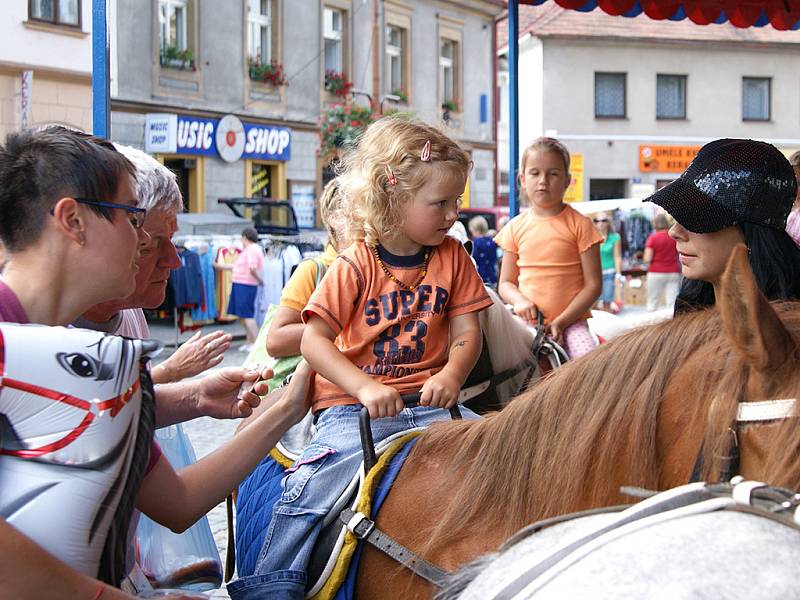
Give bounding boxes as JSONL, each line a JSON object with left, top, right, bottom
{"left": 152, "top": 337, "right": 254, "bottom": 600}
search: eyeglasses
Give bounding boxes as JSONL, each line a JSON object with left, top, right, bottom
{"left": 593, "top": 218, "right": 609, "bottom": 223}
{"left": 74, "top": 198, "right": 147, "bottom": 229}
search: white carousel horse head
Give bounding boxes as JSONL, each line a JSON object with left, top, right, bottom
{"left": 0, "top": 323, "right": 159, "bottom": 580}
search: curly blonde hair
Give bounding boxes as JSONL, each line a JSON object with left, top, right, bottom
{"left": 318, "top": 179, "right": 346, "bottom": 249}
{"left": 336, "top": 116, "right": 471, "bottom": 245}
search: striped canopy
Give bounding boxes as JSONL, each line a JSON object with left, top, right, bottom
{"left": 520, "top": 0, "right": 800, "bottom": 30}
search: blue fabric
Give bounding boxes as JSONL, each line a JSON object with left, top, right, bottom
{"left": 471, "top": 236, "right": 498, "bottom": 285}
{"left": 228, "top": 282, "right": 258, "bottom": 319}
{"left": 333, "top": 437, "right": 419, "bottom": 600}
{"left": 601, "top": 271, "right": 616, "bottom": 303}
{"left": 167, "top": 248, "right": 204, "bottom": 309}
{"left": 191, "top": 250, "right": 218, "bottom": 321}
{"left": 236, "top": 454, "right": 288, "bottom": 577}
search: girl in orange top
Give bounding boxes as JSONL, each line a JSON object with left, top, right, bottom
{"left": 232, "top": 117, "right": 492, "bottom": 599}
{"left": 495, "top": 137, "right": 602, "bottom": 359}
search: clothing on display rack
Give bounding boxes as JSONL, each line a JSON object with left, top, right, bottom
{"left": 614, "top": 210, "right": 654, "bottom": 260}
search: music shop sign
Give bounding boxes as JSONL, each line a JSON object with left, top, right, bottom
{"left": 145, "top": 113, "right": 291, "bottom": 163}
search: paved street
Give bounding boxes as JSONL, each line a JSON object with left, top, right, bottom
{"left": 151, "top": 331, "right": 253, "bottom": 600}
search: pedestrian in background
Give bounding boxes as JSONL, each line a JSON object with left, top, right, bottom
{"left": 643, "top": 212, "right": 681, "bottom": 311}
{"left": 469, "top": 215, "right": 498, "bottom": 287}
{"left": 215, "top": 227, "right": 264, "bottom": 352}
{"left": 593, "top": 211, "right": 621, "bottom": 313}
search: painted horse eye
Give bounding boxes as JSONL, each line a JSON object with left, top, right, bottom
{"left": 57, "top": 352, "right": 97, "bottom": 378}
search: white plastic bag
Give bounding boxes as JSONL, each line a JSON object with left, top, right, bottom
{"left": 135, "top": 424, "right": 223, "bottom": 591}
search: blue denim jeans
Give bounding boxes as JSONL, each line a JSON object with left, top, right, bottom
{"left": 227, "top": 403, "right": 478, "bottom": 600}
{"left": 601, "top": 270, "right": 616, "bottom": 304}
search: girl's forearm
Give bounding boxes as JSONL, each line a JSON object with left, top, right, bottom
{"left": 498, "top": 281, "right": 529, "bottom": 306}
{"left": 301, "top": 329, "right": 373, "bottom": 397}
{"left": 441, "top": 328, "right": 482, "bottom": 386}
{"left": 553, "top": 284, "right": 602, "bottom": 329}
{"left": 266, "top": 322, "right": 305, "bottom": 357}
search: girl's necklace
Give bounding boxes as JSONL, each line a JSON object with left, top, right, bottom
{"left": 370, "top": 244, "right": 431, "bottom": 291}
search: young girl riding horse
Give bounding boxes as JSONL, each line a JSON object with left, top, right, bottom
{"left": 228, "top": 117, "right": 493, "bottom": 599}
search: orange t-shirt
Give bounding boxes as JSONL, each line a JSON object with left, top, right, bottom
{"left": 302, "top": 236, "right": 493, "bottom": 411}
{"left": 494, "top": 205, "right": 602, "bottom": 324}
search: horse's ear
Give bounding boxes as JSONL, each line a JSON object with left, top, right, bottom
{"left": 718, "top": 244, "right": 795, "bottom": 370}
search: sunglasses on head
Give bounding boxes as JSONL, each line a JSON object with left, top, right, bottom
{"left": 593, "top": 218, "right": 609, "bottom": 223}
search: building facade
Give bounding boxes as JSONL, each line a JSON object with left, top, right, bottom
{"left": 0, "top": 0, "right": 93, "bottom": 139}
{"left": 497, "top": 5, "right": 800, "bottom": 203}
{"left": 111, "top": 0, "right": 503, "bottom": 223}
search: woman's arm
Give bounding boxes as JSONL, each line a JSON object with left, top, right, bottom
{"left": 550, "top": 244, "right": 602, "bottom": 339}
{"left": 249, "top": 264, "right": 264, "bottom": 285}
{"left": 497, "top": 251, "right": 537, "bottom": 322}
{"left": 136, "top": 367, "right": 311, "bottom": 533}
{"left": 613, "top": 238, "right": 623, "bottom": 274}
{"left": 266, "top": 307, "right": 305, "bottom": 357}
{"left": 643, "top": 247, "right": 654, "bottom": 267}
{"left": 301, "top": 315, "right": 402, "bottom": 418}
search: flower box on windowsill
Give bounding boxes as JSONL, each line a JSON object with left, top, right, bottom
{"left": 249, "top": 58, "right": 288, "bottom": 88}
{"left": 324, "top": 70, "right": 353, "bottom": 98}
{"left": 160, "top": 46, "right": 196, "bottom": 71}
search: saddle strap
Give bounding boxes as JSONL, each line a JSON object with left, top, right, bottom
{"left": 225, "top": 494, "right": 236, "bottom": 582}
{"left": 338, "top": 508, "right": 450, "bottom": 587}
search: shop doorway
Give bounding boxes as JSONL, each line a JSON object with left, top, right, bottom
{"left": 161, "top": 155, "right": 204, "bottom": 213}
{"left": 590, "top": 178, "right": 627, "bottom": 200}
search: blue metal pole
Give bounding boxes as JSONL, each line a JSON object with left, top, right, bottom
{"left": 508, "top": 0, "right": 519, "bottom": 218}
{"left": 92, "top": 0, "right": 110, "bottom": 138}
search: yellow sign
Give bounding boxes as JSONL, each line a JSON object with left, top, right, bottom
{"left": 639, "top": 145, "right": 701, "bottom": 173}
{"left": 461, "top": 176, "right": 471, "bottom": 209}
{"left": 564, "top": 153, "right": 583, "bottom": 203}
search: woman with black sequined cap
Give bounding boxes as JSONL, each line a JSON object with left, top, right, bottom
{"left": 644, "top": 138, "right": 800, "bottom": 314}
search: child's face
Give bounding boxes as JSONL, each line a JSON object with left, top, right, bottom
{"left": 399, "top": 165, "right": 465, "bottom": 251}
{"left": 519, "top": 150, "right": 569, "bottom": 213}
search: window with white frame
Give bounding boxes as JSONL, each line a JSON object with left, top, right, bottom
{"left": 742, "top": 77, "right": 770, "bottom": 121}
{"left": 595, "top": 72, "right": 626, "bottom": 118}
{"left": 656, "top": 74, "right": 686, "bottom": 119}
{"left": 385, "top": 25, "right": 406, "bottom": 97}
{"left": 30, "top": 0, "right": 80, "bottom": 26}
{"left": 159, "top": 0, "right": 188, "bottom": 55}
{"left": 248, "top": 0, "right": 273, "bottom": 64}
{"left": 440, "top": 38, "right": 458, "bottom": 110}
{"left": 324, "top": 7, "right": 343, "bottom": 73}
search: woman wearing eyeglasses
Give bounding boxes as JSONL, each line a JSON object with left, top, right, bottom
{"left": 593, "top": 212, "right": 621, "bottom": 313}
{"left": 642, "top": 212, "right": 681, "bottom": 311}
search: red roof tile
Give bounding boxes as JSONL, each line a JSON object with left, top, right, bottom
{"left": 497, "top": 3, "right": 800, "bottom": 50}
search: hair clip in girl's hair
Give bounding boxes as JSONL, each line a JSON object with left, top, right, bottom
{"left": 420, "top": 140, "right": 431, "bottom": 162}
{"left": 384, "top": 164, "right": 397, "bottom": 186}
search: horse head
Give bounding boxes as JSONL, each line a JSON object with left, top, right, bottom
{"left": 0, "top": 324, "right": 156, "bottom": 464}
{"left": 706, "top": 245, "right": 800, "bottom": 487}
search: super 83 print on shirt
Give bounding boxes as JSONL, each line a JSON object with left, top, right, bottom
{"left": 302, "top": 236, "right": 493, "bottom": 411}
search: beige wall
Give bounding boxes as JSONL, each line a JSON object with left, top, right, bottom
{"left": 0, "top": 71, "right": 91, "bottom": 139}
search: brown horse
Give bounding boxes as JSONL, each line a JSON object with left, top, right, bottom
{"left": 355, "top": 245, "right": 800, "bottom": 599}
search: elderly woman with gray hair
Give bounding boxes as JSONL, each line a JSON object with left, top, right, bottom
{"left": 76, "top": 145, "right": 232, "bottom": 387}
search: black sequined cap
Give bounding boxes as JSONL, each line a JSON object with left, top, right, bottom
{"left": 645, "top": 138, "right": 797, "bottom": 233}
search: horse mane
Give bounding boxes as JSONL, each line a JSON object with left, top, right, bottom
{"left": 414, "top": 305, "right": 800, "bottom": 552}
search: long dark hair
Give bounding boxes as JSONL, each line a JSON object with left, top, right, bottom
{"left": 675, "top": 222, "right": 800, "bottom": 314}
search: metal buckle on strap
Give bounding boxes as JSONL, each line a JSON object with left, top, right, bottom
{"left": 346, "top": 511, "right": 375, "bottom": 539}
